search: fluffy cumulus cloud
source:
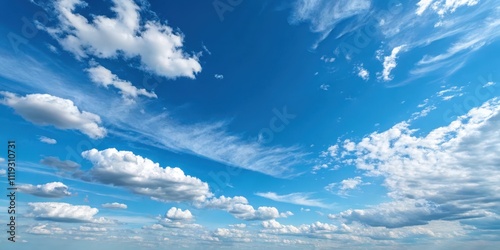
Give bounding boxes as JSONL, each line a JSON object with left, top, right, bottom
{"left": 0, "top": 92, "right": 106, "bottom": 139}
{"left": 39, "top": 136, "right": 57, "bottom": 144}
{"left": 379, "top": 45, "right": 405, "bottom": 81}
{"left": 290, "top": 0, "right": 371, "bottom": 47}
{"left": 255, "top": 192, "right": 330, "bottom": 208}
{"left": 101, "top": 202, "right": 127, "bottom": 209}
{"left": 86, "top": 65, "right": 157, "bottom": 103}
{"left": 81, "top": 148, "right": 212, "bottom": 203}
{"left": 40, "top": 156, "right": 80, "bottom": 171}
{"left": 327, "top": 98, "right": 500, "bottom": 228}
{"left": 45, "top": 0, "right": 201, "bottom": 79}
{"left": 166, "top": 207, "right": 193, "bottom": 221}
{"left": 356, "top": 64, "right": 369, "bottom": 81}
{"left": 28, "top": 202, "right": 110, "bottom": 223}
{"left": 200, "top": 196, "right": 287, "bottom": 221}
{"left": 18, "top": 182, "right": 71, "bottom": 198}
{"left": 27, "top": 224, "right": 65, "bottom": 235}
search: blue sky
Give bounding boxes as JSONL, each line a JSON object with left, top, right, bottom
{"left": 0, "top": 0, "right": 499, "bottom": 249}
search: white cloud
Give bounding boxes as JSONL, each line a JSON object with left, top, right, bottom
{"left": 40, "top": 156, "right": 80, "bottom": 172}
{"left": 329, "top": 98, "right": 500, "bottom": 228}
{"left": 255, "top": 192, "right": 330, "bottom": 208}
{"left": 28, "top": 202, "right": 110, "bottom": 223}
{"left": 39, "top": 136, "right": 57, "bottom": 144}
{"left": 325, "top": 177, "right": 366, "bottom": 196}
{"left": 229, "top": 223, "right": 247, "bottom": 228}
{"left": 319, "top": 84, "right": 330, "bottom": 91}
{"left": 86, "top": 65, "right": 156, "bottom": 103}
{"left": 0, "top": 92, "right": 106, "bottom": 139}
{"left": 437, "top": 86, "right": 464, "bottom": 101}
{"left": 166, "top": 207, "right": 193, "bottom": 221}
{"left": 356, "top": 65, "right": 370, "bottom": 81}
{"left": 19, "top": 182, "right": 71, "bottom": 198}
{"left": 416, "top": 0, "right": 479, "bottom": 16}
{"left": 81, "top": 148, "right": 212, "bottom": 203}
{"left": 27, "top": 224, "right": 64, "bottom": 235}
{"left": 289, "top": 0, "right": 371, "bottom": 48}
{"left": 45, "top": 0, "right": 201, "bottom": 79}
{"left": 214, "top": 74, "right": 224, "bottom": 80}
{"left": 201, "top": 196, "right": 286, "bottom": 221}
{"left": 102, "top": 202, "right": 128, "bottom": 210}
{"left": 483, "top": 81, "right": 496, "bottom": 88}
{"left": 379, "top": 45, "right": 405, "bottom": 81}
{"left": 320, "top": 55, "right": 335, "bottom": 63}
{"left": 0, "top": 169, "right": 5, "bottom": 176}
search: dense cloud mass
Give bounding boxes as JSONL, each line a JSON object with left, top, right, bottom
{"left": 82, "top": 148, "right": 212, "bottom": 202}
{"left": 328, "top": 98, "right": 500, "bottom": 228}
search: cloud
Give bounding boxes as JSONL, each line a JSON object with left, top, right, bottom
{"left": 102, "top": 202, "right": 127, "bottom": 209}
{"left": 166, "top": 207, "right": 193, "bottom": 221}
{"left": 44, "top": 0, "right": 201, "bottom": 79}
{"left": 289, "top": 0, "right": 371, "bottom": 48}
{"left": 28, "top": 202, "right": 111, "bottom": 223}
{"left": 328, "top": 98, "right": 500, "bottom": 228}
{"left": 81, "top": 148, "right": 212, "bottom": 203}
{"left": 18, "top": 182, "right": 71, "bottom": 198}
{"left": 214, "top": 74, "right": 224, "bottom": 80}
{"left": 86, "top": 65, "right": 157, "bottom": 103}
{"left": 437, "top": 86, "right": 464, "bottom": 101}
{"left": 0, "top": 92, "right": 106, "bottom": 139}
{"left": 40, "top": 156, "right": 80, "bottom": 172}
{"left": 416, "top": 0, "right": 479, "bottom": 16}
{"left": 483, "top": 81, "right": 496, "bottom": 88}
{"left": 320, "top": 55, "right": 335, "bottom": 63}
{"left": 356, "top": 65, "right": 369, "bottom": 81}
{"left": 27, "top": 224, "right": 64, "bottom": 235}
{"left": 255, "top": 192, "right": 330, "bottom": 208}
{"left": 379, "top": 45, "right": 405, "bottom": 81}
{"left": 319, "top": 84, "right": 330, "bottom": 91}
{"left": 39, "top": 136, "right": 57, "bottom": 144}
{"left": 201, "top": 196, "right": 287, "bottom": 221}
{"left": 325, "top": 177, "right": 366, "bottom": 196}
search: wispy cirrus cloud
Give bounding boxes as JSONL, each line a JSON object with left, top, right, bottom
{"left": 255, "top": 192, "right": 330, "bottom": 208}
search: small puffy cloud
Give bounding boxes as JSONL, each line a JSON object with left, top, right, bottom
{"left": 320, "top": 55, "right": 335, "bottom": 63}
{"left": 18, "top": 182, "right": 71, "bottom": 198}
{"left": 0, "top": 169, "right": 5, "bottom": 176}
{"left": 101, "top": 202, "right": 127, "bottom": 210}
{"left": 28, "top": 202, "right": 110, "bottom": 223}
{"left": 325, "top": 177, "right": 367, "bottom": 196}
{"left": 320, "top": 84, "right": 330, "bottom": 91}
{"left": 166, "top": 207, "right": 193, "bottom": 221}
{"left": 356, "top": 64, "right": 369, "bottom": 81}
{"left": 379, "top": 45, "right": 405, "bottom": 81}
{"left": 201, "top": 196, "right": 285, "bottom": 221}
{"left": 229, "top": 223, "right": 246, "bottom": 228}
{"left": 86, "top": 65, "right": 157, "bottom": 103}
{"left": 81, "top": 148, "right": 212, "bottom": 202}
{"left": 0, "top": 92, "right": 106, "bottom": 139}
{"left": 214, "top": 74, "right": 224, "bottom": 80}
{"left": 39, "top": 136, "right": 57, "bottom": 144}
{"left": 45, "top": 0, "right": 201, "bottom": 79}
{"left": 27, "top": 224, "right": 64, "bottom": 235}
{"left": 255, "top": 192, "right": 330, "bottom": 208}
{"left": 40, "top": 156, "right": 80, "bottom": 172}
